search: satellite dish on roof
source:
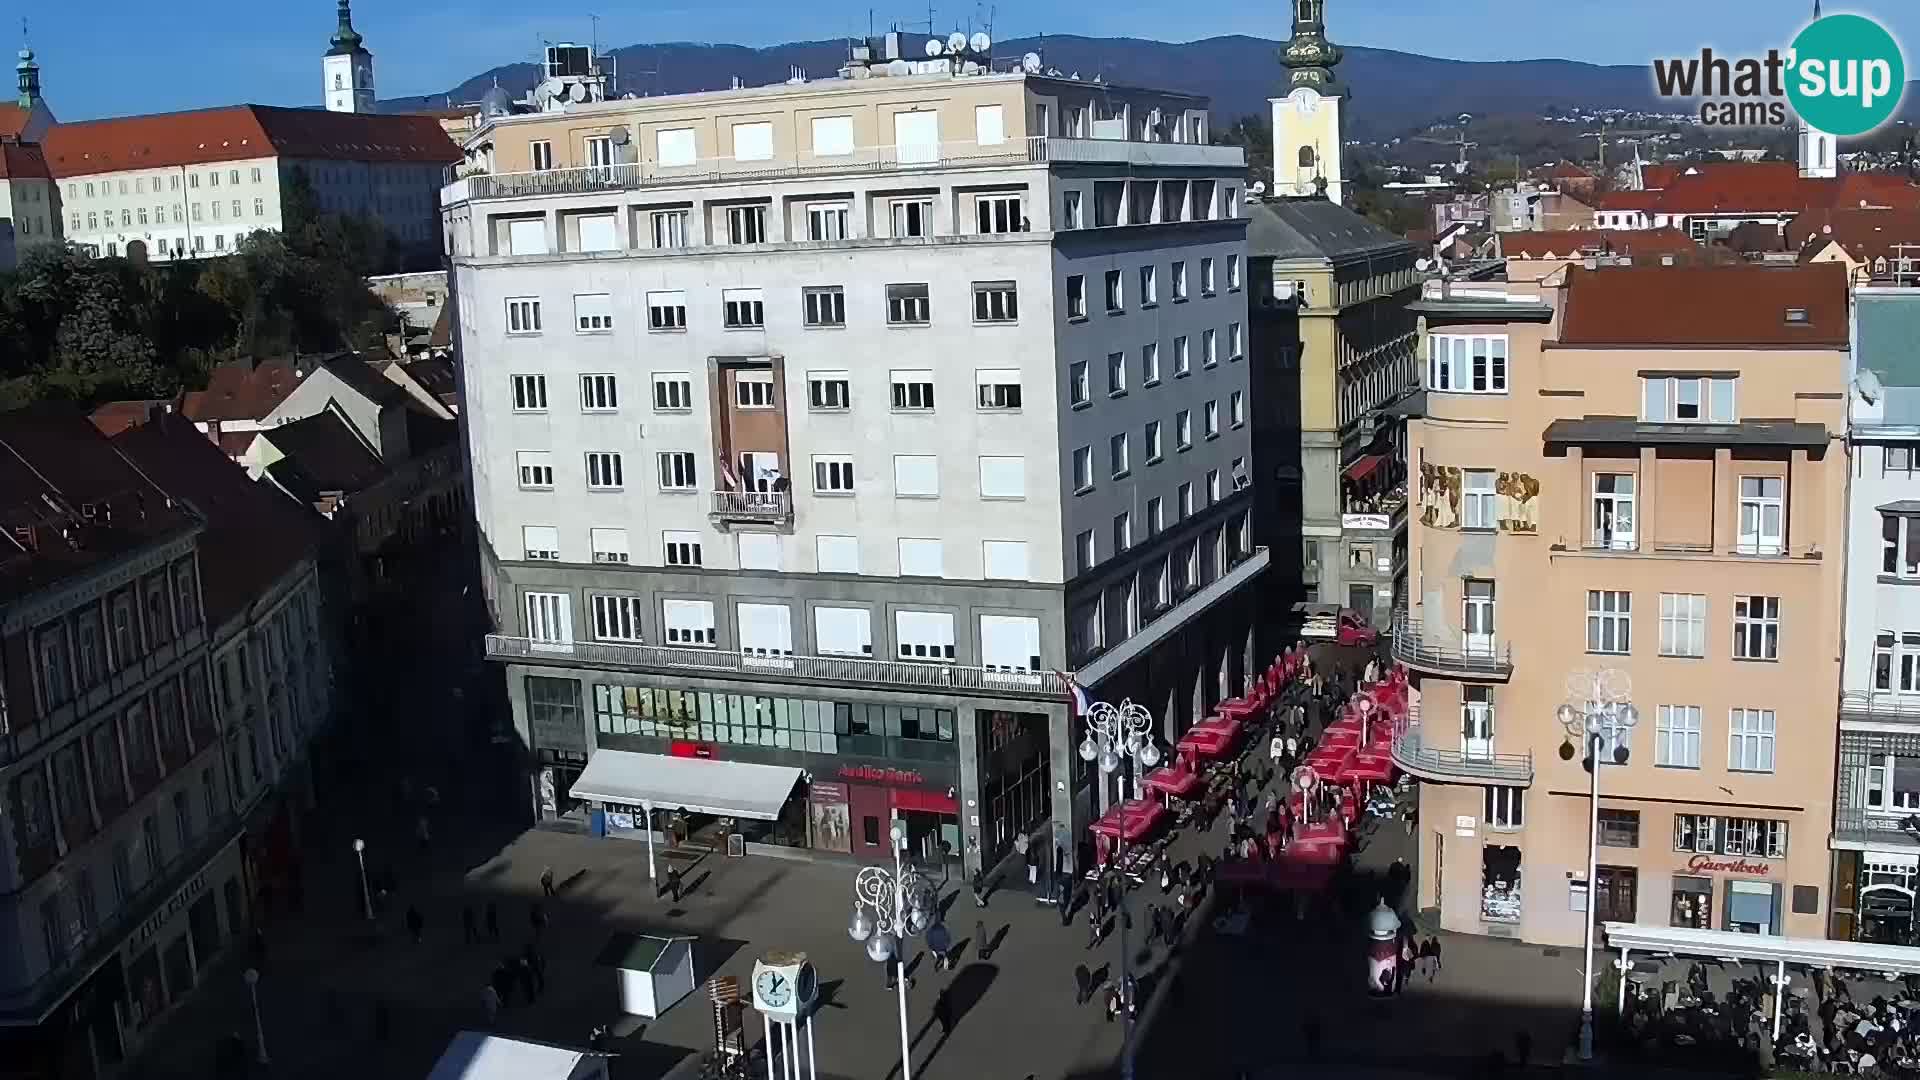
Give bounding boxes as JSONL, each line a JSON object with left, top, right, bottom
{"left": 1021, "top": 52, "right": 1042, "bottom": 74}
{"left": 925, "top": 38, "right": 944, "bottom": 57}
{"left": 886, "top": 59, "right": 911, "bottom": 75}
{"left": 609, "top": 126, "right": 630, "bottom": 145}
{"left": 948, "top": 31, "right": 969, "bottom": 53}
{"left": 1416, "top": 257, "right": 1435, "bottom": 271}
{"left": 970, "top": 32, "right": 991, "bottom": 54}
{"left": 1858, "top": 367, "right": 1885, "bottom": 404}
{"left": 1251, "top": 180, "right": 1266, "bottom": 195}
{"left": 568, "top": 81, "right": 589, "bottom": 103}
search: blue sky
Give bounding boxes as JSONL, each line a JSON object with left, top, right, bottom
{"left": 28, "top": 0, "right": 1920, "bottom": 119}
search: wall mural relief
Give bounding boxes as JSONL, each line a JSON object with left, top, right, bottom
{"left": 1418, "top": 462, "right": 1460, "bottom": 529}
{"left": 1417, "top": 461, "right": 1541, "bottom": 533}
{"left": 1497, "top": 471, "right": 1541, "bottom": 533}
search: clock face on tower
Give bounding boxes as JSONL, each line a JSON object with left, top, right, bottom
{"left": 1288, "top": 88, "right": 1321, "bottom": 116}
{"left": 754, "top": 969, "right": 792, "bottom": 1009}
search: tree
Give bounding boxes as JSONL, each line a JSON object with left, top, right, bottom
{"left": 1213, "top": 115, "right": 1272, "bottom": 189}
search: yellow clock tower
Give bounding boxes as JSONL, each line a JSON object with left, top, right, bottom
{"left": 1269, "top": 0, "right": 1347, "bottom": 205}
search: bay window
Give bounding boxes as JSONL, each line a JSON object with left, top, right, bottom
{"left": 1427, "top": 334, "right": 1508, "bottom": 394}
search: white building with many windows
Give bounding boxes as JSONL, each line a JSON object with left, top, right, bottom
{"left": 444, "top": 54, "right": 1268, "bottom": 880}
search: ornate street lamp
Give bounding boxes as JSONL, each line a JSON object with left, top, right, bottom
{"left": 1558, "top": 668, "right": 1638, "bottom": 1063}
{"left": 1078, "top": 698, "right": 1161, "bottom": 1080}
{"left": 848, "top": 822, "right": 935, "bottom": 1080}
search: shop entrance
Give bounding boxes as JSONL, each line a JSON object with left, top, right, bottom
{"left": 1595, "top": 866, "right": 1638, "bottom": 923}
{"left": 1671, "top": 875, "right": 1713, "bottom": 928}
{"left": 1861, "top": 886, "right": 1916, "bottom": 945}
{"left": 1481, "top": 845, "right": 1521, "bottom": 923}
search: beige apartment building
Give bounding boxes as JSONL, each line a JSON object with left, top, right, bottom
{"left": 1393, "top": 263, "right": 1850, "bottom": 946}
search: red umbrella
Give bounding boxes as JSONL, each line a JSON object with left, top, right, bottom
{"left": 1088, "top": 798, "right": 1168, "bottom": 843}
{"left": 1346, "top": 754, "right": 1395, "bottom": 785}
{"left": 1142, "top": 766, "right": 1201, "bottom": 800}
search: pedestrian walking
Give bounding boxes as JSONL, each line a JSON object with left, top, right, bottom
{"left": 540, "top": 866, "right": 556, "bottom": 897}
{"left": 462, "top": 905, "right": 478, "bottom": 944}
{"left": 667, "top": 865, "right": 683, "bottom": 904}
{"left": 933, "top": 988, "right": 955, "bottom": 1038}
{"left": 416, "top": 814, "right": 432, "bottom": 852}
{"left": 525, "top": 944, "right": 546, "bottom": 995}
{"left": 1429, "top": 935, "right": 1443, "bottom": 975}
{"left": 492, "top": 963, "right": 516, "bottom": 1007}
{"left": 1087, "top": 906, "right": 1102, "bottom": 950}
{"left": 484, "top": 902, "right": 500, "bottom": 942}
{"left": 405, "top": 905, "right": 424, "bottom": 944}
{"left": 1023, "top": 835, "right": 1041, "bottom": 888}
{"left": 516, "top": 955, "right": 538, "bottom": 1002}
{"left": 481, "top": 983, "right": 500, "bottom": 1024}
{"left": 1074, "top": 963, "right": 1092, "bottom": 1005}
{"left": 1060, "top": 884, "right": 1075, "bottom": 928}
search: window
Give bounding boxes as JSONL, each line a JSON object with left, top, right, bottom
{"left": 975, "top": 369, "right": 1021, "bottom": 410}
{"left": 1173, "top": 335, "right": 1191, "bottom": 377}
{"left": 1591, "top": 474, "right": 1636, "bottom": 550}
{"left": 725, "top": 205, "right": 767, "bottom": 244}
{"left": 811, "top": 115, "right": 854, "bottom": 156}
{"left": 1075, "top": 530, "right": 1096, "bottom": 573}
{"left": 585, "top": 452, "right": 624, "bottom": 490}
{"left": 805, "top": 202, "right": 849, "bottom": 241}
{"left": 1227, "top": 254, "right": 1242, "bottom": 290}
{"left": 651, "top": 372, "right": 692, "bottom": 411}
{"left": 1066, "top": 274, "right": 1087, "bottom": 319}
{"left": 1672, "top": 814, "right": 1719, "bottom": 855}
{"left": 803, "top": 286, "right": 845, "bottom": 328}
{"left": 1598, "top": 809, "right": 1640, "bottom": 848}
{"left": 1229, "top": 322, "right": 1243, "bottom": 359}
{"left": 1733, "top": 596, "right": 1780, "bottom": 661}
{"left": 1107, "top": 352, "right": 1127, "bottom": 396}
{"left": 978, "top": 456, "right": 1025, "bottom": 499}
{"left": 976, "top": 193, "right": 1022, "bottom": 233}
{"left": 1884, "top": 514, "right": 1920, "bottom": 577}
{"left": 1230, "top": 391, "right": 1245, "bottom": 428}
{"left": 1176, "top": 409, "right": 1193, "bottom": 450}
{"left": 1203, "top": 328, "right": 1219, "bottom": 368}
{"left": 890, "top": 198, "right": 932, "bottom": 238}
{"left": 1062, "top": 189, "right": 1084, "bottom": 229}
{"left": 893, "top": 455, "right": 939, "bottom": 497}
{"left": 1737, "top": 476, "right": 1784, "bottom": 555}
{"left": 516, "top": 451, "right": 554, "bottom": 489}
{"left": 506, "top": 297, "right": 542, "bottom": 334}
{"left": 1642, "top": 376, "right": 1736, "bottom": 422}
{"left": 1069, "top": 361, "right": 1091, "bottom": 407}
{"left": 522, "top": 526, "right": 560, "bottom": 562}
{"left": 815, "top": 535, "right": 861, "bottom": 574}
{"left": 663, "top": 530, "right": 703, "bottom": 567}
{"left": 1137, "top": 265, "right": 1159, "bottom": 307}
{"left": 983, "top": 540, "right": 1030, "bottom": 580}
{"left": 734, "top": 370, "right": 775, "bottom": 408}
{"left": 650, "top": 210, "right": 688, "bottom": 249}
{"left": 1485, "top": 787, "right": 1524, "bottom": 829}
{"left": 1178, "top": 482, "right": 1194, "bottom": 519}
{"left": 813, "top": 455, "right": 855, "bottom": 494}
{"left": 1728, "top": 708, "right": 1776, "bottom": 773}
{"left": 1170, "top": 260, "right": 1189, "bottom": 301}
{"left": 808, "top": 370, "right": 850, "bottom": 410}
{"left": 1104, "top": 270, "right": 1124, "bottom": 313}
{"left": 815, "top": 607, "right": 872, "bottom": 655}
{"left": 1200, "top": 257, "right": 1216, "bottom": 295}
{"left": 1110, "top": 433, "right": 1130, "bottom": 478}
{"left": 886, "top": 283, "right": 931, "bottom": 325}
{"left": 723, "top": 288, "right": 765, "bottom": 329}
{"left": 1656, "top": 705, "right": 1703, "bottom": 768}
{"left": 972, "top": 281, "right": 1018, "bottom": 322}
{"left": 1462, "top": 469, "right": 1497, "bottom": 529}
{"left": 657, "top": 452, "right": 698, "bottom": 490}
{"left": 738, "top": 535, "right": 783, "bottom": 572}
{"left": 898, "top": 538, "right": 944, "bottom": 576}
{"left": 579, "top": 374, "right": 618, "bottom": 411}
{"left": 573, "top": 293, "right": 613, "bottom": 332}
{"left": 1071, "top": 446, "right": 1094, "bottom": 493}
{"left": 1658, "top": 593, "right": 1706, "bottom": 658}
{"left": 592, "top": 595, "right": 644, "bottom": 641}
{"left": 590, "top": 529, "right": 631, "bottom": 565}
{"left": 1145, "top": 420, "right": 1163, "bottom": 463}
{"left": 1113, "top": 511, "right": 1133, "bottom": 553}
{"left": 1875, "top": 631, "right": 1920, "bottom": 692}
{"left": 895, "top": 611, "right": 956, "bottom": 661}
{"left": 1427, "top": 334, "right": 1509, "bottom": 393}
{"left": 1141, "top": 343, "right": 1161, "bottom": 386}
{"left": 656, "top": 127, "right": 698, "bottom": 168}
{"left": 1204, "top": 400, "right": 1220, "bottom": 438}
{"left": 1587, "top": 590, "right": 1631, "bottom": 654}
{"left": 511, "top": 374, "right": 548, "bottom": 412}
{"left": 662, "top": 600, "right": 716, "bottom": 647}
{"left": 1207, "top": 469, "right": 1222, "bottom": 504}
{"left": 890, "top": 370, "right": 935, "bottom": 411}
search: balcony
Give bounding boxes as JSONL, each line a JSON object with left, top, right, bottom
{"left": 1342, "top": 484, "right": 1408, "bottom": 534}
{"left": 485, "top": 634, "right": 1072, "bottom": 702}
{"left": 1391, "top": 608, "right": 1514, "bottom": 681}
{"left": 1388, "top": 711, "right": 1533, "bottom": 787}
{"left": 709, "top": 490, "right": 793, "bottom": 530}
{"left": 445, "top": 136, "right": 1247, "bottom": 204}
{"left": 1841, "top": 689, "right": 1920, "bottom": 727}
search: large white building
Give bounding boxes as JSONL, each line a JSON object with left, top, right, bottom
{"left": 1833, "top": 287, "right": 1920, "bottom": 944}
{"left": 443, "top": 49, "right": 1268, "bottom": 880}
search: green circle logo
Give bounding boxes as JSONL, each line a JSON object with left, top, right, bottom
{"left": 1788, "top": 13, "right": 1906, "bottom": 137}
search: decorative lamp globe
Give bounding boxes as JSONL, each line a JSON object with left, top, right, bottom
{"left": 848, "top": 905, "right": 875, "bottom": 942}
{"left": 866, "top": 930, "right": 897, "bottom": 963}
{"left": 1078, "top": 737, "right": 1099, "bottom": 763}
{"left": 1556, "top": 703, "right": 1580, "bottom": 730}
{"left": 1618, "top": 703, "right": 1640, "bottom": 729}
{"left": 1139, "top": 741, "right": 1162, "bottom": 768}
{"left": 1368, "top": 899, "right": 1400, "bottom": 942}
{"left": 1098, "top": 748, "right": 1121, "bottom": 776}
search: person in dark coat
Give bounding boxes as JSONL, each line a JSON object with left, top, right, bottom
{"left": 405, "top": 905, "right": 425, "bottom": 944}
{"left": 1074, "top": 963, "right": 1092, "bottom": 1005}
{"left": 933, "top": 988, "right": 955, "bottom": 1038}
{"left": 530, "top": 901, "right": 547, "bottom": 937}
{"left": 667, "top": 865, "right": 683, "bottom": 903}
{"left": 524, "top": 943, "right": 546, "bottom": 996}
{"left": 975, "top": 919, "right": 989, "bottom": 961}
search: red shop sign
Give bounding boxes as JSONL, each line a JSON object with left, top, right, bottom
{"left": 838, "top": 764, "right": 926, "bottom": 788}
{"left": 1686, "top": 854, "right": 1771, "bottom": 876}
{"left": 668, "top": 741, "right": 717, "bottom": 759}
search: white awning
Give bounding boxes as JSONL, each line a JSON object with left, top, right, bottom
{"left": 1603, "top": 922, "right": 1920, "bottom": 975}
{"left": 569, "top": 750, "right": 802, "bottom": 821}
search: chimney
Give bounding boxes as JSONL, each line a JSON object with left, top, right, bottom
{"left": 885, "top": 31, "right": 903, "bottom": 60}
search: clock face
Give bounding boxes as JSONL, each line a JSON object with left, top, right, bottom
{"left": 755, "top": 969, "right": 792, "bottom": 1009}
{"left": 1289, "top": 88, "right": 1321, "bottom": 116}
{"left": 795, "top": 962, "right": 817, "bottom": 1005}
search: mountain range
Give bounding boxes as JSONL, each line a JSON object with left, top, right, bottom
{"left": 381, "top": 33, "right": 1685, "bottom": 139}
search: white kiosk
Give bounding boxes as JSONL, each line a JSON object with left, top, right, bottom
{"left": 427, "top": 1032, "right": 609, "bottom": 1080}
{"left": 594, "top": 932, "right": 697, "bottom": 1019}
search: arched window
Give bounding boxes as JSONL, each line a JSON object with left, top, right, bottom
{"left": 1298, "top": 0, "right": 1313, "bottom": 21}
{"left": 1298, "top": 145, "right": 1317, "bottom": 169}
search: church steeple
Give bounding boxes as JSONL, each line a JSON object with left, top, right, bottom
{"left": 322, "top": 0, "right": 375, "bottom": 113}
{"left": 328, "top": 0, "right": 367, "bottom": 57}
{"left": 1281, "top": 0, "right": 1345, "bottom": 96}
{"left": 15, "top": 46, "right": 38, "bottom": 110}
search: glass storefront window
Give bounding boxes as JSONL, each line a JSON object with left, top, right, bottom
{"left": 592, "top": 684, "right": 955, "bottom": 757}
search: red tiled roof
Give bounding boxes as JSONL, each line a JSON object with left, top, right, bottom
{"left": 1557, "top": 263, "right": 1850, "bottom": 349}
{"left": 1592, "top": 190, "right": 1663, "bottom": 211}
{"left": 179, "top": 359, "right": 308, "bottom": 424}
{"left": 0, "top": 143, "right": 49, "bottom": 179}
{"left": 0, "top": 104, "right": 30, "bottom": 140}
{"left": 1640, "top": 164, "right": 1682, "bottom": 191}
{"left": 42, "top": 104, "right": 460, "bottom": 178}
{"left": 88, "top": 400, "right": 172, "bottom": 436}
{"left": 1791, "top": 207, "right": 1920, "bottom": 264}
{"left": 1621, "top": 161, "right": 1920, "bottom": 217}
{"left": 1500, "top": 227, "right": 1694, "bottom": 259}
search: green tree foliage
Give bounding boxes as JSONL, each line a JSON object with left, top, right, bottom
{"left": 1213, "top": 115, "right": 1273, "bottom": 188}
{"left": 0, "top": 185, "right": 403, "bottom": 408}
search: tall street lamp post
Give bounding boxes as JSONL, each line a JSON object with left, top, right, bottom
{"left": 1078, "top": 698, "right": 1161, "bottom": 1080}
{"left": 847, "top": 822, "right": 934, "bottom": 1080}
{"left": 352, "top": 837, "right": 371, "bottom": 920}
{"left": 243, "top": 967, "right": 269, "bottom": 1065}
{"left": 1558, "top": 668, "right": 1638, "bottom": 1063}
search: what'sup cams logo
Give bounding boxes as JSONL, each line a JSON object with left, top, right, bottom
{"left": 1651, "top": 10, "right": 1906, "bottom": 136}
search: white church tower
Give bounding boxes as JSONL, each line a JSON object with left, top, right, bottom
{"left": 1798, "top": 0, "right": 1837, "bottom": 178}
{"left": 1270, "top": 0, "right": 1348, "bottom": 204}
{"left": 322, "top": 0, "right": 375, "bottom": 113}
